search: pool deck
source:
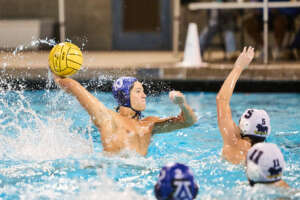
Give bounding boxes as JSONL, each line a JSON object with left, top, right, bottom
{"left": 1, "top": 51, "right": 300, "bottom": 91}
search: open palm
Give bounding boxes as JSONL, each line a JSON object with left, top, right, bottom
{"left": 235, "top": 47, "right": 255, "bottom": 68}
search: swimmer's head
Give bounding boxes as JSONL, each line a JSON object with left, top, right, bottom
{"left": 246, "top": 143, "right": 285, "bottom": 186}
{"left": 112, "top": 76, "right": 146, "bottom": 111}
{"left": 239, "top": 109, "right": 271, "bottom": 144}
{"left": 154, "top": 163, "right": 198, "bottom": 200}
{"left": 112, "top": 76, "right": 137, "bottom": 107}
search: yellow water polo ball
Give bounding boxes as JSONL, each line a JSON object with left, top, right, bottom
{"left": 48, "top": 42, "right": 83, "bottom": 77}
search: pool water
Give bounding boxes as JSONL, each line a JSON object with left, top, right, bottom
{"left": 0, "top": 88, "right": 299, "bottom": 199}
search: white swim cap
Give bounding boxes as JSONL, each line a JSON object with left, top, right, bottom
{"left": 246, "top": 143, "right": 285, "bottom": 184}
{"left": 239, "top": 109, "right": 271, "bottom": 139}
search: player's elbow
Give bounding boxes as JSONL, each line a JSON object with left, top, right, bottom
{"left": 216, "top": 92, "right": 229, "bottom": 105}
{"left": 191, "top": 115, "right": 198, "bottom": 126}
{"left": 183, "top": 115, "right": 197, "bottom": 128}
{"left": 216, "top": 92, "right": 223, "bottom": 102}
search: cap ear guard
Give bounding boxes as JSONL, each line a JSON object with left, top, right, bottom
{"left": 155, "top": 167, "right": 173, "bottom": 200}
{"left": 246, "top": 159, "right": 265, "bottom": 183}
{"left": 117, "top": 90, "right": 128, "bottom": 106}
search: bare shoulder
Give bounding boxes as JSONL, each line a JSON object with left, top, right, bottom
{"left": 142, "top": 116, "right": 165, "bottom": 122}
{"left": 222, "top": 139, "right": 251, "bottom": 164}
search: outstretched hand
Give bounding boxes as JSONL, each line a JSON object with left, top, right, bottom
{"left": 51, "top": 72, "right": 63, "bottom": 84}
{"left": 234, "top": 46, "right": 255, "bottom": 69}
{"left": 169, "top": 91, "right": 185, "bottom": 105}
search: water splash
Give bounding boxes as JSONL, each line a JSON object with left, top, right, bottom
{"left": 12, "top": 38, "right": 57, "bottom": 56}
{"left": 0, "top": 39, "right": 300, "bottom": 199}
{"left": 65, "top": 174, "right": 147, "bottom": 200}
{"left": 0, "top": 89, "right": 93, "bottom": 161}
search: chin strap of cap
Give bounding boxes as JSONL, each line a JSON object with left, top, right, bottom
{"left": 116, "top": 106, "right": 142, "bottom": 119}
{"left": 131, "top": 107, "right": 142, "bottom": 119}
{"left": 248, "top": 178, "right": 281, "bottom": 187}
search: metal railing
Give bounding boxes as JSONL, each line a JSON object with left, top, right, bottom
{"left": 172, "top": 0, "right": 300, "bottom": 63}
{"left": 58, "top": 0, "right": 66, "bottom": 42}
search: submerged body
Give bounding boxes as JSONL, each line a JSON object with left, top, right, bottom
{"left": 221, "top": 140, "right": 251, "bottom": 164}
{"left": 1, "top": 89, "right": 299, "bottom": 199}
{"left": 96, "top": 108, "right": 188, "bottom": 156}
{"left": 54, "top": 75, "right": 197, "bottom": 156}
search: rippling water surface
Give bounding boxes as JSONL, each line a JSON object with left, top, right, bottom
{"left": 0, "top": 88, "right": 299, "bottom": 199}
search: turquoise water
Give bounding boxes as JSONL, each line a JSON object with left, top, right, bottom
{"left": 0, "top": 89, "right": 299, "bottom": 199}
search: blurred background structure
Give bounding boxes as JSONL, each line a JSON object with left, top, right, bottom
{"left": 1, "top": 0, "right": 300, "bottom": 91}
{"left": 0, "top": 0, "right": 171, "bottom": 50}
{"left": 0, "top": 0, "right": 300, "bottom": 57}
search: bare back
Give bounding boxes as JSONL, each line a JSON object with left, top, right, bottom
{"left": 217, "top": 96, "right": 252, "bottom": 164}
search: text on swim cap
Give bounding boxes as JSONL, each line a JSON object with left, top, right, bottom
{"left": 255, "top": 118, "right": 268, "bottom": 135}
{"left": 267, "top": 159, "right": 282, "bottom": 179}
{"left": 173, "top": 180, "right": 193, "bottom": 200}
{"left": 114, "top": 79, "right": 124, "bottom": 90}
{"left": 244, "top": 109, "right": 254, "bottom": 119}
{"left": 249, "top": 149, "right": 264, "bottom": 164}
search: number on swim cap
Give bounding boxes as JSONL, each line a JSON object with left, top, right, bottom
{"left": 114, "top": 79, "right": 124, "bottom": 90}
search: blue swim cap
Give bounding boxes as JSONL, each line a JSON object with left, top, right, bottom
{"left": 154, "top": 163, "right": 198, "bottom": 200}
{"left": 112, "top": 76, "right": 137, "bottom": 107}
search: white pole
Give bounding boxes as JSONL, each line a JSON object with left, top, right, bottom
{"left": 263, "top": 0, "right": 268, "bottom": 64}
{"left": 58, "top": 0, "right": 66, "bottom": 42}
{"left": 173, "top": 0, "right": 180, "bottom": 56}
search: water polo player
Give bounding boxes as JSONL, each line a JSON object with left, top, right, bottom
{"left": 246, "top": 143, "right": 289, "bottom": 188}
{"left": 216, "top": 47, "right": 271, "bottom": 164}
{"left": 155, "top": 163, "right": 199, "bottom": 200}
{"left": 52, "top": 74, "right": 197, "bottom": 156}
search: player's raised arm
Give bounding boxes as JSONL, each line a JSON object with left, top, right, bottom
{"left": 49, "top": 42, "right": 114, "bottom": 128}
{"left": 216, "top": 47, "right": 255, "bottom": 145}
{"left": 54, "top": 74, "right": 114, "bottom": 129}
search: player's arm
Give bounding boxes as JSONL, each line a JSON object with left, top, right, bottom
{"left": 53, "top": 74, "right": 115, "bottom": 128}
{"left": 152, "top": 91, "right": 197, "bottom": 134}
{"left": 216, "top": 47, "right": 254, "bottom": 145}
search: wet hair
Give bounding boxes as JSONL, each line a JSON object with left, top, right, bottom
{"left": 242, "top": 135, "right": 266, "bottom": 146}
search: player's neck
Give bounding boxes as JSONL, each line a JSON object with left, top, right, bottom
{"left": 118, "top": 106, "right": 139, "bottom": 120}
